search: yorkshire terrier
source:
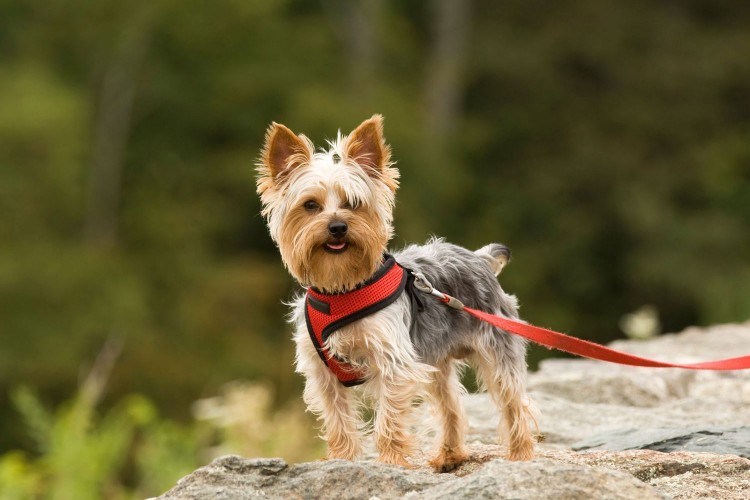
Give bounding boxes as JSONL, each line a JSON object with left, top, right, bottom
{"left": 256, "top": 115, "right": 535, "bottom": 471}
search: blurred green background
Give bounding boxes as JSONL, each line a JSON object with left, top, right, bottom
{"left": 2, "top": 0, "right": 750, "bottom": 497}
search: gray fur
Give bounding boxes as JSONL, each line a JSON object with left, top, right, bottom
{"left": 393, "top": 238, "right": 526, "bottom": 368}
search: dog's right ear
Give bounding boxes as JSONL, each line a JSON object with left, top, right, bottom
{"left": 257, "top": 122, "right": 312, "bottom": 191}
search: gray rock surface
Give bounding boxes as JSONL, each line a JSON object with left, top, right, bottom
{"left": 409, "top": 458, "right": 665, "bottom": 500}
{"left": 574, "top": 427, "right": 750, "bottom": 458}
{"left": 160, "top": 456, "right": 444, "bottom": 499}
{"left": 159, "top": 321, "right": 750, "bottom": 499}
{"left": 162, "top": 455, "right": 666, "bottom": 500}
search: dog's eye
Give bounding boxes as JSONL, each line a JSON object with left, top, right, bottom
{"left": 303, "top": 200, "right": 320, "bottom": 212}
{"left": 341, "top": 200, "right": 359, "bottom": 210}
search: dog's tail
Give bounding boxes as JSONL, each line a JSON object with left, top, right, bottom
{"left": 475, "top": 243, "right": 511, "bottom": 276}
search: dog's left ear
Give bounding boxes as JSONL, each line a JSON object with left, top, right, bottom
{"left": 344, "top": 114, "right": 393, "bottom": 179}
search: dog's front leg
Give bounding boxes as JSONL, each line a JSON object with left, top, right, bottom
{"left": 304, "top": 365, "right": 362, "bottom": 460}
{"left": 372, "top": 370, "right": 419, "bottom": 467}
{"left": 368, "top": 327, "right": 433, "bottom": 468}
{"left": 297, "top": 339, "right": 362, "bottom": 460}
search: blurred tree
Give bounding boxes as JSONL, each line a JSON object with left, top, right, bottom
{"left": 425, "top": 0, "right": 471, "bottom": 143}
{"left": 85, "top": 8, "right": 155, "bottom": 248}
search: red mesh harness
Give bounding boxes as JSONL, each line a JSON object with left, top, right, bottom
{"left": 305, "top": 255, "right": 413, "bottom": 387}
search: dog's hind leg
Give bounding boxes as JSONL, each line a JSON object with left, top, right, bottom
{"left": 472, "top": 326, "right": 535, "bottom": 461}
{"left": 426, "top": 358, "right": 470, "bottom": 472}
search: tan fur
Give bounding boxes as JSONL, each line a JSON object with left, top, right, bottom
{"left": 297, "top": 332, "right": 363, "bottom": 460}
{"left": 291, "top": 294, "right": 435, "bottom": 467}
{"left": 257, "top": 123, "right": 314, "bottom": 195}
{"left": 342, "top": 115, "right": 398, "bottom": 192}
{"left": 471, "top": 344, "right": 536, "bottom": 461}
{"left": 256, "top": 116, "right": 398, "bottom": 292}
{"left": 275, "top": 195, "right": 389, "bottom": 292}
{"left": 476, "top": 244, "right": 509, "bottom": 276}
{"left": 331, "top": 308, "right": 434, "bottom": 466}
{"left": 426, "top": 360, "right": 470, "bottom": 472}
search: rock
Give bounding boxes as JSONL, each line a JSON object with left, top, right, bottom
{"left": 464, "top": 390, "right": 750, "bottom": 447}
{"left": 528, "top": 359, "right": 695, "bottom": 406}
{"left": 607, "top": 322, "right": 750, "bottom": 361}
{"left": 159, "top": 455, "right": 665, "bottom": 500}
{"left": 158, "top": 321, "right": 750, "bottom": 499}
{"left": 573, "top": 427, "right": 750, "bottom": 458}
{"left": 159, "top": 455, "right": 444, "bottom": 500}
{"left": 409, "top": 458, "right": 666, "bottom": 500}
{"left": 542, "top": 448, "right": 750, "bottom": 500}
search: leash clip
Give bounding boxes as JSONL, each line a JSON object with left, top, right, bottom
{"left": 410, "top": 272, "right": 465, "bottom": 310}
{"left": 411, "top": 272, "right": 435, "bottom": 294}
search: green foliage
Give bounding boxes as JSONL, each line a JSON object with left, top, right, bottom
{"left": 0, "top": 383, "right": 321, "bottom": 499}
{"left": 3, "top": 387, "right": 195, "bottom": 500}
{"left": 134, "top": 419, "right": 202, "bottom": 496}
{"left": 191, "top": 382, "right": 325, "bottom": 464}
{"left": 0, "top": 452, "right": 42, "bottom": 500}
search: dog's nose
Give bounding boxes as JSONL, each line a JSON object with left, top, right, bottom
{"left": 328, "top": 221, "right": 348, "bottom": 237}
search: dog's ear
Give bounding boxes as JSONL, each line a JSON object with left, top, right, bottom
{"left": 344, "top": 114, "right": 392, "bottom": 178}
{"left": 258, "top": 122, "right": 312, "bottom": 189}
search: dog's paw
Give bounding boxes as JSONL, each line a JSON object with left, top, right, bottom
{"left": 429, "top": 447, "right": 470, "bottom": 473}
{"left": 506, "top": 442, "right": 534, "bottom": 461}
{"left": 377, "top": 454, "right": 414, "bottom": 469}
{"left": 325, "top": 445, "right": 360, "bottom": 462}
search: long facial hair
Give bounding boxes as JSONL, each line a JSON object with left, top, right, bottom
{"left": 257, "top": 115, "right": 399, "bottom": 292}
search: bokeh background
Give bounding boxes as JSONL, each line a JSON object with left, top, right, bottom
{"left": 2, "top": 0, "right": 750, "bottom": 497}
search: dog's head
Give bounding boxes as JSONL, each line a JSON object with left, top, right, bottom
{"left": 256, "top": 115, "right": 399, "bottom": 292}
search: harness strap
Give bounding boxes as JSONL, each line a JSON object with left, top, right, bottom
{"left": 305, "top": 255, "right": 410, "bottom": 386}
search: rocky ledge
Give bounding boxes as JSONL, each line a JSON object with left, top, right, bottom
{"left": 159, "top": 322, "right": 750, "bottom": 499}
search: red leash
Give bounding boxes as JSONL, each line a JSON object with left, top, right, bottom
{"left": 412, "top": 272, "right": 750, "bottom": 371}
{"left": 465, "top": 307, "right": 750, "bottom": 371}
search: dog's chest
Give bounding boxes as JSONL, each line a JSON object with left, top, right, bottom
{"left": 323, "top": 304, "right": 414, "bottom": 374}
{"left": 325, "top": 320, "right": 375, "bottom": 369}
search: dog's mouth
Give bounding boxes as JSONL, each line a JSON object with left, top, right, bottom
{"left": 323, "top": 239, "right": 350, "bottom": 254}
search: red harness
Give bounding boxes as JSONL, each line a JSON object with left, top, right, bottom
{"left": 305, "top": 255, "right": 409, "bottom": 386}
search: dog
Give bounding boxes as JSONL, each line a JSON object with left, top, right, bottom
{"left": 256, "top": 115, "right": 535, "bottom": 471}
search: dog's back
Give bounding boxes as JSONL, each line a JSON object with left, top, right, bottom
{"left": 393, "top": 238, "right": 524, "bottom": 366}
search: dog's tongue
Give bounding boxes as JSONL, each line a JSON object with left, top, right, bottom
{"left": 327, "top": 242, "right": 346, "bottom": 250}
